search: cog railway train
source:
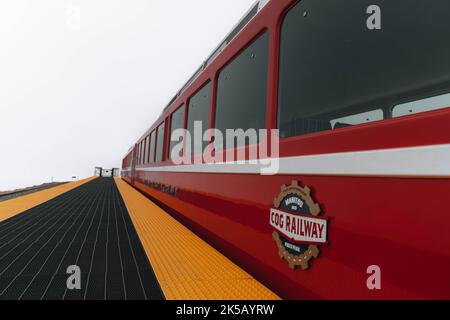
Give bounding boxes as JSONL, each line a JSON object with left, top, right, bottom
{"left": 122, "top": 0, "right": 450, "bottom": 299}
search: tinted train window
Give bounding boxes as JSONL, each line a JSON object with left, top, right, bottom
{"left": 149, "top": 131, "right": 155, "bottom": 163}
{"left": 278, "top": 0, "right": 450, "bottom": 137}
{"left": 156, "top": 123, "right": 165, "bottom": 162}
{"left": 187, "top": 81, "right": 212, "bottom": 155}
{"left": 170, "top": 106, "right": 185, "bottom": 160}
{"left": 137, "top": 145, "right": 140, "bottom": 164}
{"left": 142, "top": 142, "right": 145, "bottom": 164}
{"left": 142, "top": 139, "right": 146, "bottom": 164}
{"left": 393, "top": 93, "right": 450, "bottom": 118}
{"left": 146, "top": 135, "right": 151, "bottom": 163}
{"left": 137, "top": 143, "right": 141, "bottom": 164}
{"left": 144, "top": 136, "right": 149, "bottom": 164}
{"left": 215, "top": 32, "right": 269, "bottom": 148}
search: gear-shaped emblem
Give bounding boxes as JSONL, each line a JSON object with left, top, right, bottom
{"left": 270, "top": 181, "right": 328, "bottom": 270}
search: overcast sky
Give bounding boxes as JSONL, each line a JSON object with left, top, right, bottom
{"left": 0, "top": 0, "right": 255, "bottom": 191}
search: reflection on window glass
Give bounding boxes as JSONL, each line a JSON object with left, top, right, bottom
{"left": 331, "top": 110, "right": 383, "bottom": 129}
{"left": 187, "top": 81, "right": 211, "bottom": 156}
{"left": 142, "top": 139, "right": 146, "bottom": 164}
{"left": 215, "top": 32, "right": 269, "bottom": 149}
{"left": 156, "top": 123, "right": 165, "bottom": 162}
{"left": 393, "top": 93, "right": 450, "bottom": 118}
{"left": 149, "top": 131, "right": 155, "bottom": 163}
{"left": 170, "top": 106, "right": 185, "bottom": 160}
{"left": 137, "top": 144, "right": 140, "bottom": 165}
{"left": 146, "top": 136, "right": 150, "bottom": 163}
{"left": 143, "top": 136, "right": 148, "bottom": 164}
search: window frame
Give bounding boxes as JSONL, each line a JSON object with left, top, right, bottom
{"left": 213, "top": 29, "right": 270, "bottom": 159}
{"left": 148, "top": 130, "right": 156, "bottom": 163}
{"left": 155, "top": 122, "right": 166, "bottom": 163}
{"left": 143, "top": 136, "right": 148, "bottom": 164}
{"left": 275, "top": 1, "right": 389, "bottom": 140}
{"left": 274, "top": 0, "right": 450, "bottom": 142}
{"left": 186, "top": 80, "right": 213, "bottom": 158}
{"left": 138, "top": 141, "right": 142, "bottom": 165}
{"left": 169, "top": 104, "right": 186, "bottom": 162}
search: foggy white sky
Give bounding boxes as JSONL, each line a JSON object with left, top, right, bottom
{"left": 0, "top": 0, "right": 255, "bottom": 191}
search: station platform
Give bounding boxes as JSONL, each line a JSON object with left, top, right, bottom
{"left": 0, "top": 177, "right": 279, "bottom": 300}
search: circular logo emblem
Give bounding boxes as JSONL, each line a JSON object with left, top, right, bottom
{"left": 270, "top": 181, "right": 328, "bottom": 270}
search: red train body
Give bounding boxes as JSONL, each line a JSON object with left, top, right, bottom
{"left": 122, "top": 0, "right": 450, "bottom": 299}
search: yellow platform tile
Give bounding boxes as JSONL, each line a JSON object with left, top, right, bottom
{"left": 114, "top": 177, "right": 280, "bottom": 300}
{"left": 0, "top": 177, "right": 97, "bottom": 223}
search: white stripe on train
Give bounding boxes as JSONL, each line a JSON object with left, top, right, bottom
{"left": 125, "top": 143, "right": 450, "bottom": 177}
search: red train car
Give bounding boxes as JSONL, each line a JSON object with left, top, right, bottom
{"left": 122, "top": 0, "right": 450, "bottom": 299}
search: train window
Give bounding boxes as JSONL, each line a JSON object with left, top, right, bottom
{"left": 144, "top": 136, "right": 149, "bottom": 164}
{"left": 148, "top": 138, "right": 151, "bottom": 163}
{"left": 215, "top": 32, "right": 269, "bottom": 149}
{"left": 142, "top": 139, "right": 145, "bottom": 164}
{"left": 331, "top": 109, "right": 383, "bottom": 129}
{"left": 149, "top": 131, "right": 155, "bottom": 163}
{"left": 144, "top": 136, "right": 149, "bottom": 163}
{"left": 142, "top": 140, "right": 145, "bottom": 164}
{"left": 393, "top": 93, "right": 450, "bottom": 118}
{"left": 170, "top": 106, "right": 185, "bottom": 161}
{"left": 136, "top": 145, "right": 139, "bottom": 165}
{"left": 137, "top": 144, "right": 140, "bottom": 165}
{"left": 278, "top": 0, "right": 450, "bottom": 138}
{"left": 187, "top": 81, "right": 212, "bottom": 155}
{"left": 155, "top": 123, "right": 165, "bottom": 162}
